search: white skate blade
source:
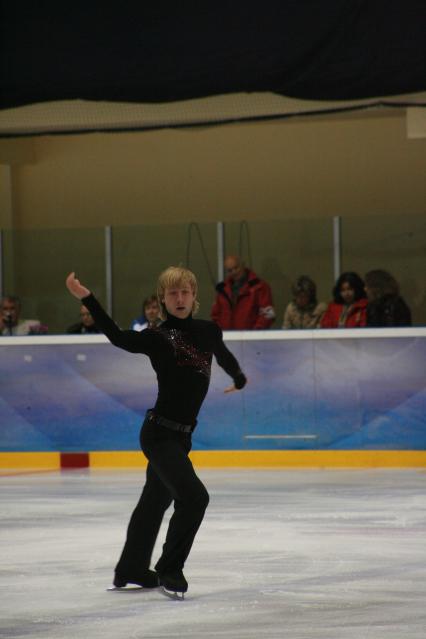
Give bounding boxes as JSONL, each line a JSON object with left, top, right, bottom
{"left": 107, "top": 584, "right": 151, "bottom": 592}
{"left": 160, "top": 586, "right": 185, "bottom": 601}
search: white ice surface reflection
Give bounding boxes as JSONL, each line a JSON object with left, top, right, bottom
{"left": 1, "top": 469, "right": 425, "bottom": 639}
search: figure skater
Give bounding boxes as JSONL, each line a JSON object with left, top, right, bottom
{"left": 66, "top": 267, "right": 247, "bottom": 599}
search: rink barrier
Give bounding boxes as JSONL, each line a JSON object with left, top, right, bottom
{"left": 2, "top": 450, "right": 426, "bottom": 470}
{"left": 2, "top": 329, "right": 426, "bottom": 468}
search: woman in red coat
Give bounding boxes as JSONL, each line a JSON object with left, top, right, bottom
{"left": 321, "top": 272, "right": 367, "bottom": 328}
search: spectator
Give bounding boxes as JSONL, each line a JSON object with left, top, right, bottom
{"left": 282, "top": 276, "right": 326, "bottom": 329}
{"left": 131, "top": 294, "right": 162, "bottom": 331}
{"left": 365, "top": 269, "right": 412, "bottom": 327}
{"left": 321, "top": 272, "right": 367, "bottom": 328}
{"left": 211, "top": 255, "right": 275, "bottom": 329}
{"left": 0, "top": 295, "right": 46, "bottom": 336}
{"left": 67, "top": 304, "right": 101, "bottom": 334}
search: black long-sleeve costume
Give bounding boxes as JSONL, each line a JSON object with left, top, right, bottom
{"left": 82, "top": 293, "right": 246, "bottom": 585}
{"left": 83, "top": 293, "right": 245, "bottom": 426}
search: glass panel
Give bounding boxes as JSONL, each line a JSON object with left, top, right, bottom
{"left": 224, "top": 218, "right": 334, "bottom": 327}
{"left": 2, "top": 215, "right": 424, "bottom": 334}
{"left": 341, "top": 214, "right": 426, "bottom": 326}
{"left": 1, "top": 227, "right": 105, "bottom": 333}
{"left": 112, "top": 222, "right": 218, "bottom": 327}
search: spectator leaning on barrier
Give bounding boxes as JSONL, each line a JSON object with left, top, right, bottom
{"left": 0, "top": 295, "right": 46, "bottom": 336}
{"left": 364, "top": 269, "right": 412, "bottom": 327}
{"left": 131, "top": 294, "right": 162, "bottom": 331}
{"left": 282, "top": 276, "right": 327, "bottom": 329}
{"left": 67, "top": 304, "right": 101, "bottom": 334}
{"left": 211, "top": 255, "right": 275, "bottom": 330}
{"left": 321, "top": 272, "right": 367, "bottom": 328}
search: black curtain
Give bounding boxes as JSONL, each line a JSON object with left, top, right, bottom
{"left": 1, "top": 1, "right": 425, "bottom": 109}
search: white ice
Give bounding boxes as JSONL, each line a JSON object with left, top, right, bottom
{"left": 1, "top": 469, "right": 426, "bottom": 639}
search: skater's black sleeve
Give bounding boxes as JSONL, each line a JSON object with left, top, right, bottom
{"left": 82, "top": 293, "right": 158, "bottom": 355}
{"left": 212, "top": 324, "right": 247, "bottom": 389}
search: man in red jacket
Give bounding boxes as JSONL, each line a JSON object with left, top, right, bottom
{"left": 211, "top": 255, "right": 275, "bottom": 329}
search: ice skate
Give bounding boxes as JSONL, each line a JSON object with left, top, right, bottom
{"left": 159, "top": 570, "right": 188, "bottom": 601}
{"left": 107, "top": 569, "right": 159, "bottom": 591}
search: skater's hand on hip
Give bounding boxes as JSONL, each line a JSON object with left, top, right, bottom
{"left": 66, "top": 272, "right": 91, "bottom": 299}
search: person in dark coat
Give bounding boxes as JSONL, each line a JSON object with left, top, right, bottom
{"left": 364, "top": 269, "right": 412, "bottom": 327}
{"left": 66, "top": 304, "right": 101, "bottom": 334}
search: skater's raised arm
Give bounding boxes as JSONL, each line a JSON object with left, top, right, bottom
{"left": 211, "top": 324, "right": 247, "bottom": 393}
{"left": 65, "top": 272, "right": 155, "bottom": 354}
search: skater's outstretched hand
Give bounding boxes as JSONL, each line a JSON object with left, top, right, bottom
{"left": 66, "top": 272, "right": 91, "bottom": 300}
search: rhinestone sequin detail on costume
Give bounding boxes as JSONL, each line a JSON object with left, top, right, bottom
{"left": 165, "top": 328, "right": 211, "bottom": 378}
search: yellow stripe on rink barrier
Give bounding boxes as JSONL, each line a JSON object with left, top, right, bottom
{"left": 0, "top": 452, "right": 60, "bottom": 471}
{"left": 189, "top": 450, "right": 426, "bottom": 468}
{"left": 89, "top": 451, "right": 148, "bottom": 468}
{"left": 1, "top": 450, "right": 425, "bottom": 471}
{"left": 89, "top": 450, "right": 426, "bottom": 469}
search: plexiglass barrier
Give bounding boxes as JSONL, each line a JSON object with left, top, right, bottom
{"left": 1, "top": 214, "right": 426, "bottom": 334}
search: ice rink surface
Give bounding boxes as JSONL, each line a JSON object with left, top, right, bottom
{"left": 1, "top": 468, "right": 425, "bottom": 639}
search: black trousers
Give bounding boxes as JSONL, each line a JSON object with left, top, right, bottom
{"left": 115, "top": 414, "right": 209, "bottom": 579}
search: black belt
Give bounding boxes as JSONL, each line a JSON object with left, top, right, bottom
{"left": 146, "top": 410, "right": 193, "bottom": 433}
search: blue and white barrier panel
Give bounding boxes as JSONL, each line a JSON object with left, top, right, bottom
{"left": 1, "top": 329, "right": 426, "bottom": 453}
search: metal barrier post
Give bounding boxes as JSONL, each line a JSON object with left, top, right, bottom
{"left": 333, "top": 216, "right": 342, "bottom": 281}
{"left": 216, "top": 221, "right": 225, "bottom": 283}
{"left": 105, "top": 226, "right": 113, "bottom": 316}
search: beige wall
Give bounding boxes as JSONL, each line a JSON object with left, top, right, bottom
{"left": 0, "top": 110, "right": 425, "bottom": 230}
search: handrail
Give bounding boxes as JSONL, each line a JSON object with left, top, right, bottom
{"left": 1, "top": 326, "right": 426, "bottom": 346}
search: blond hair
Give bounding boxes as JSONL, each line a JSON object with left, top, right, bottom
{"left": 157, "top": 266, "right": 199, "bottom": 319}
